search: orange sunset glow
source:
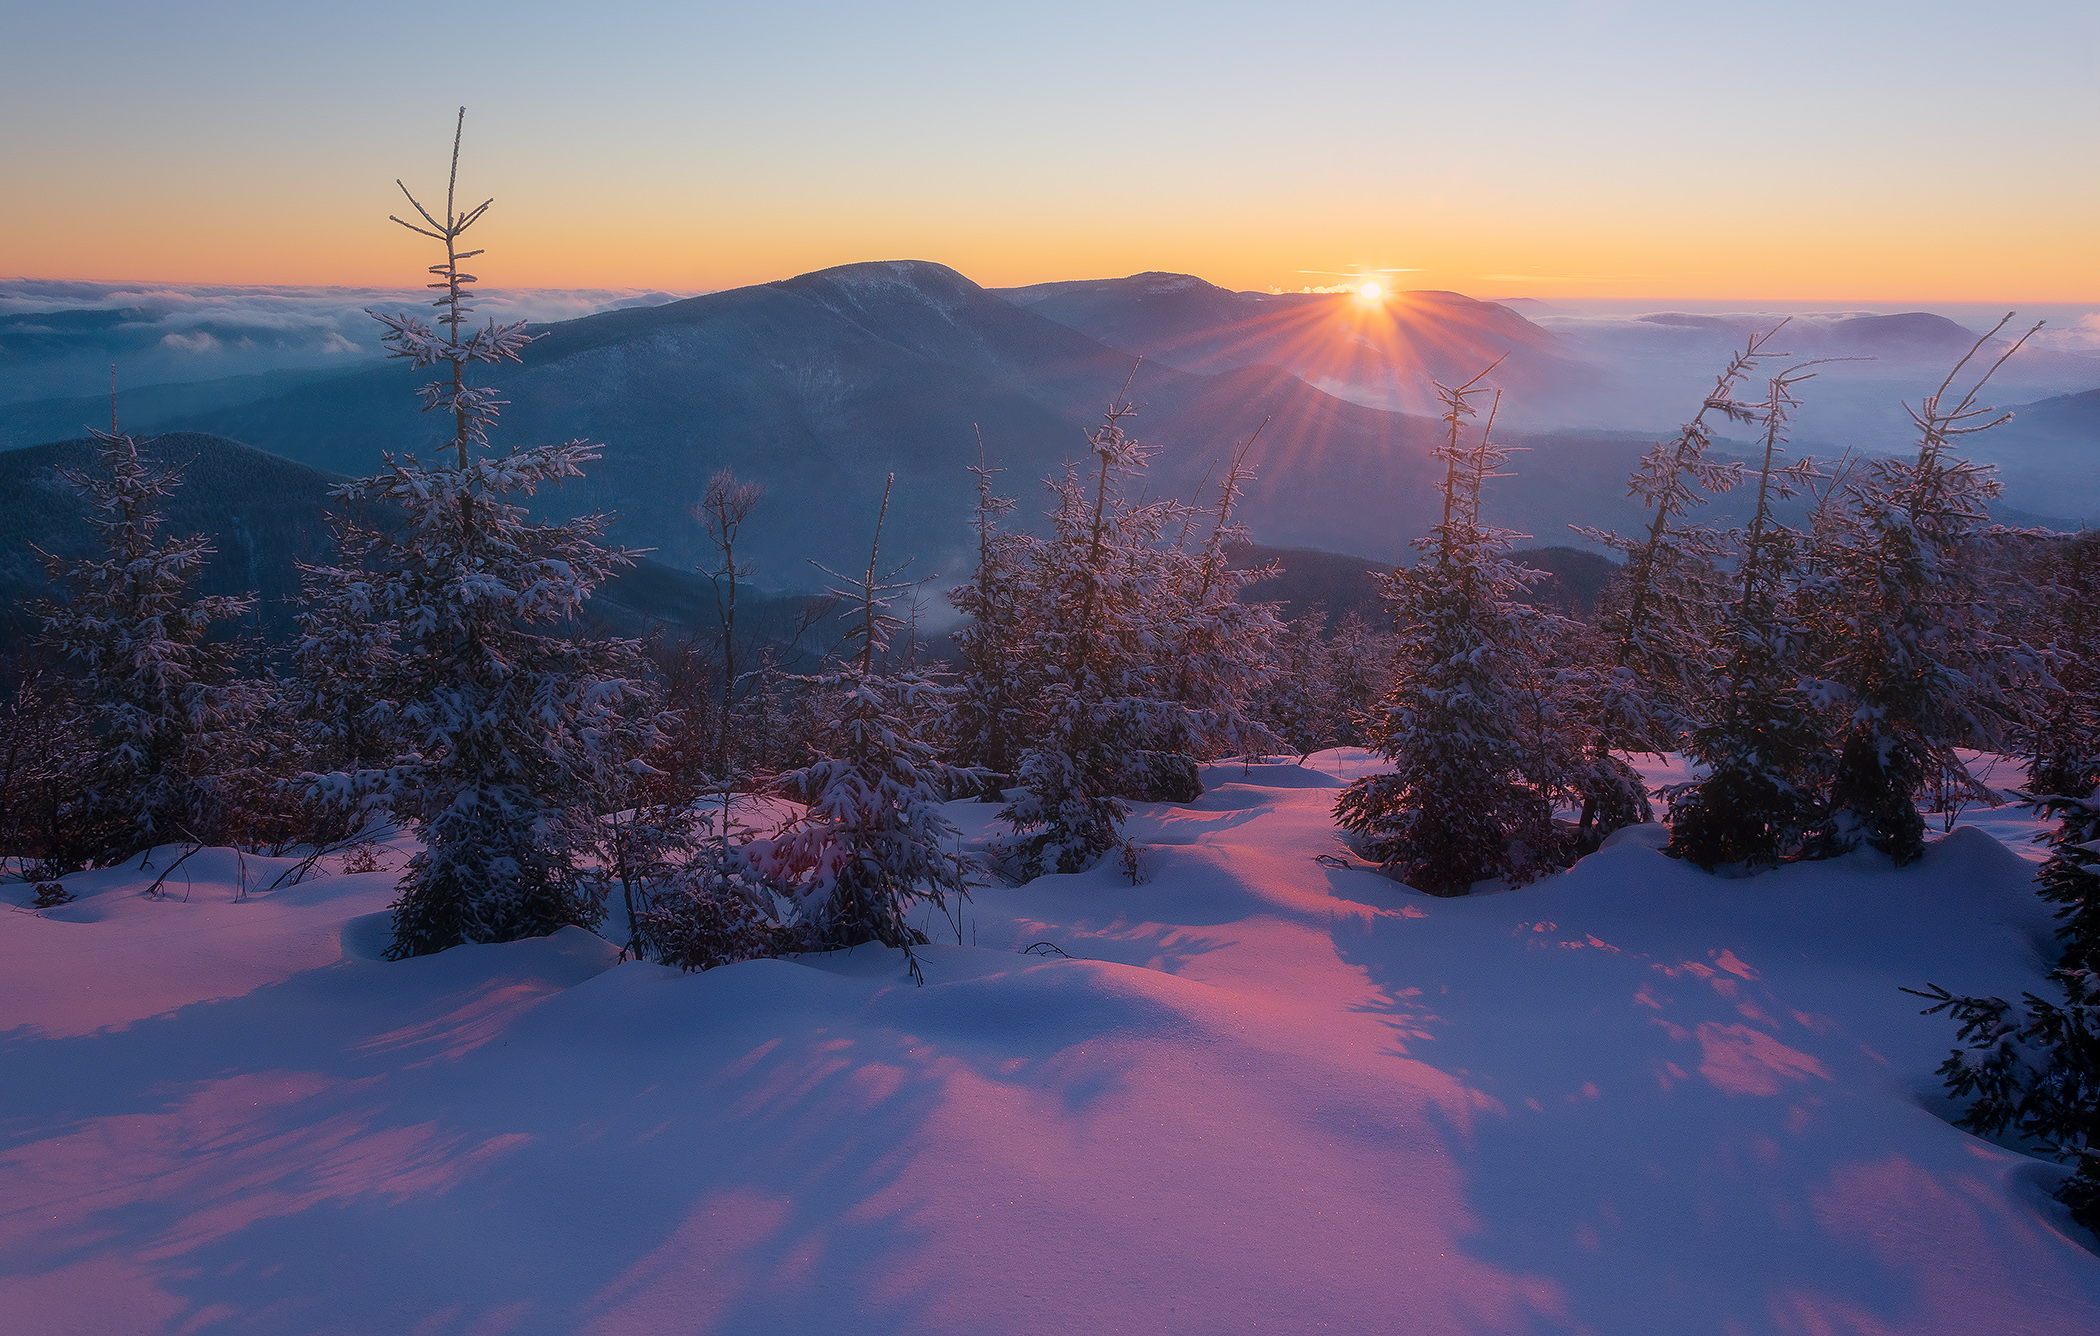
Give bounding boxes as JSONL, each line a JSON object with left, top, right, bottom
{"left": 11, "top": 198, "right": 2096, "bottom": 304}
{"left": 3, "top": 5, "right": 2092, "bottom": 303}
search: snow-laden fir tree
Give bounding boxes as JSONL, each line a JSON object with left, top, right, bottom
{"left": 1908, "top": 585, "right": 2100, "bottom": 1223}
{"left": 2036, "top": 785, "right": 2100, "bottom": 972}
{"left": 1811, "top": 317, "right": 2043, "bottom": 865}
{"left": 630, "top": 843, "right": 782, "bottom": 972}
{"left": 0, "top": 663, "right": 95, "bottom": 874}
{"left": 1334, "top": 369, "right": 1571, "bottom": 896}
{"left": 1578, "top": 329, "right": 1775, "bottom": 744}
{"left": 289, "top": 511, "right": 401, "bottom": 785}
{"left": 1909, "top": 956, "right": 2100, "bottom": 1229}
{"left": 1256, "top": 608, "right": 1339, "bottom": 758}
{"left": 1664, "top": 365, "right": 1833, "bottom": 871}
{"left": 615, "top": 641, "right": 784, "bottom": 975}
{"left": 996, "top": 392, "right": 1165, "bottom": 873}
{"left": 1567, "top": 327, "right": 1780, "bottom": 848}
{"left": 318, "top": 111, "right": 650, "bottom": 957}
{"left": 1324, "top": 610, "right": 1396, "bottom": 748}
{"left": 946, "top": 442, "right": 1034, "bottom": 794}
{"left": 998, "top": 382, "right": 1264, "bottom": 874}
{"left": 1253, "top": 608, "right": 1401, "bottom": 761}
{"left": 2020, "top": 532, "right": 2100, "bottom": 973}
{"left": 1910, "top": 771, "right": 2100, "bottom": 1228}
{"left": 563, "top": 672, "right": 786, "bottom": 975}
{"left": 2025, "top": 530, "right": 2100, "bottom": 803}
{"left": 1157, "top": 432, "right": 1285, "bottom": 767}
{"left": 756, "top": 476, "right": 971, "bottom": 972}
{"left": 34, "top": 429, "right": 257, "bottom": 856}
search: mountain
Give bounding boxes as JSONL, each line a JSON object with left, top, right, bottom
{"left": 0, "top": 432, "right": 782, "bottom": 650}
{"left": 998, "top": 271, "right": 1588, "bottom": 417}
{"left": 1234, "top": 543, "right": 1620, "bottom": 626}
{"left": 148, "top": 261, "right": 1501, "bottom": 580}
{"left": 0, "top": 433, "right": 343, "bottom": 645}
{"left": 2001, "top": 387, "right": 2100, "bottom": 441}
{"left": 1632, "top": 310, "right": 1985, "bottom": 357}
{"left": 1957, "top": 386, "right": 2100, "bottom": 521}
{"left": 0, "top": 368, "right": 353, "bottom": 450}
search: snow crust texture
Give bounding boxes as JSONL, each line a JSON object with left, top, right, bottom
{"left": 3, "top": 753, "right": 2095, "bottom": 1335}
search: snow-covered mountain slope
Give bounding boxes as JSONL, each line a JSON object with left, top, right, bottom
{"left": 3, "top": 754, "right": 2091, "bottom": 1334}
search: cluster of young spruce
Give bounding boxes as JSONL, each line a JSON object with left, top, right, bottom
{"left": 1326, "top": 320, "right": 2098, "bottom": 893}
{"left": 1, "top": 118, "right": 2093, "bottom": 1222}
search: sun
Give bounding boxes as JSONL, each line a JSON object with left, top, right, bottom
{"left": 1355, "top": 280, "right": 1385, "bottom": 303}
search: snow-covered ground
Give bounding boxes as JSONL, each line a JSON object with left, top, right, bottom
{"left": 2, "top": 752, "right": 2093, "bottom": 1335}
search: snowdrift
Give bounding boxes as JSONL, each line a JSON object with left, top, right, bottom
{"left": 2, "top": 753, "right": 2094, "bottom": 1335}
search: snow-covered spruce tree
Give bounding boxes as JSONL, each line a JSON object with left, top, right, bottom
{"left": 2035, "top": 786, "right": 2100, "bottom": 972}
{"left": 1664, "top": 365, "right": 1833, "bottom": 872}
{"left": 1334, "top": 370, "right": 1571, "bottom": 896}
{"left": 1324, "top": 610, "right": 1397, "bottom": 749}
{"left": 1567, "top": 327, "right": 1780, "bottom": 848}
{"left": 1907, "top": 649, "right": 2100, "bottom": 1227}
{"left": 1157, "top": 434, "right": 1285, "bottom": 769}
{"left": 1909, "top": 961, "right": 2100, "bottom": 1229}
{"left": 2025, "top": 530, "right": 2100, "bottom": 803}
{"left": 998, "top": 389, "right": 1188, "bottom": 875}
{"left": 1255, "top": 607, "right": 1397, "bottom": 759}
{"left": 1813, "top": 317, "right": 2043, "bottom": 865}
{"left": 2015, "top": 529, "right": 2100, "bottom": 973}
{"left": 757, "top": 476, "right": 971, "bottom": 973}
{"left": 1255, "top": 608, "right": 1339, "bottom": 758}
{"left": 33, "top": 429, "right": 258, "bottom": 856}
{"left": 631, "top": 845, "right": 781, "bottom": 972}
{"left": 1530, "top": 634, "right": 1651, "bottom": 854}
{"left": 946, "top": 442, "right": 1035, "bottom": 794}
{"left": 566, "top": 686, "right": 781, "bottom": 972}
{"left": 0, "top": 661, "right": 95, "bottom": 874}
{"left": 618, "top": 637, "right": 782, "bottom": 975}
{"left": 333, "top": 112, "right": 649, "bottom": 958}
{"left": 2017, "top": 535, "right": 2100, "bottom": 972}
{"left": 289, "top": 510, "right": 402, "bottom": 801}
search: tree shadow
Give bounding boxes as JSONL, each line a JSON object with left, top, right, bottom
{"left": 1323, "top": 837, "right": 2097, "bottom": 1333}
{"left": 0, "top": 935, "right": 1181, "bottom": 1334}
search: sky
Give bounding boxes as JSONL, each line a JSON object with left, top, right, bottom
{"left": 4, "top": 0, "right": 2096, "bottom": 302}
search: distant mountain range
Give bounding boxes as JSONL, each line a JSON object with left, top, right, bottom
{"left": 82, "top": 262, "right": 1502, "bottom": 581}
{"left": 15, "top": 262, "right": 1820, "bottom": 581}
{"left": 1628, "top": 310, "right": 1987, "bottom": 356}
{"left": 0, "top": 263, "right": 2089, "bottom": 632}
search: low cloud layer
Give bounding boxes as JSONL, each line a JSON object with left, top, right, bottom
{"left": 1, "top": 279, "right": 692, "bottom": 339}
{"left": 0, "top": 280, "right": 696, "bottom": 402}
